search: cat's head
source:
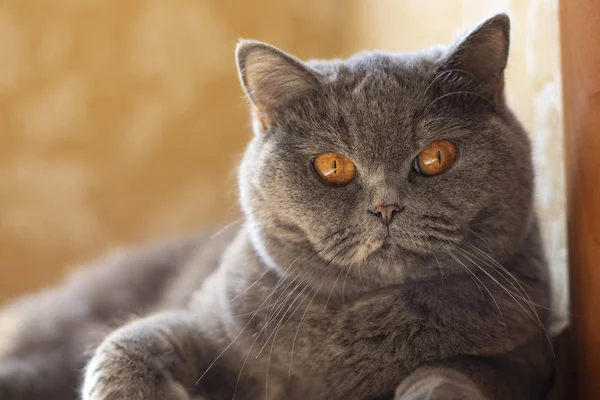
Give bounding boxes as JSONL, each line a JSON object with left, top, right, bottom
{"left": 236, "top": 14, "right": 535, "bottom": 281}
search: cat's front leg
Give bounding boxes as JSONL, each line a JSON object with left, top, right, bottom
{"left": 81, "top": 311, "right": 230, "bottom": 400}
{"left": 395, "top": 333, "right": 555, "bottom": 400}
{"left": 395, "top": 337, "right": 554, "bottom": 400}
{"left": 83, "top": 348, "right": 190, "bottom": 400}
{"left": 319, "top": 272, "right": 548, "bottom": 398}
{"left": 394, "top": 366, "right": 486, "bottom": 400}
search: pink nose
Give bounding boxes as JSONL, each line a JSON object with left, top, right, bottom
{"left": 374, "top": 204, "right": 402, "bottom": 225}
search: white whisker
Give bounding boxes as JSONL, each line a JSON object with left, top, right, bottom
{"left": 425, "top": 91, "right": 494, "bottom": 111}
{"left": 288, "top": 248, "right": 346, "bottom": 380}
{"left": 197, "top": 228, "right": 349, "bottom": 387}
{"left": 455, "top": 246, "right": 556, "bottom": 364}
{"left": 210, "top": 219, "right": 243, "bottom": 238}
{"left": 432, "top": 252, "right": 444, "bottom": 287}
{"left": 443, "top": 248, "right": 508, "bottom": 336}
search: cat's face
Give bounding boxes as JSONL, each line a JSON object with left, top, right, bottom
{"left": 237, "top": 15, "right": 534, "bottom": 276}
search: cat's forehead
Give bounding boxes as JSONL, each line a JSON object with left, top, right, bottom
{"left": 314, "top": 51, "right": 450, "bottom": 122}
{"left": 308, "top": 53, "right": 448, "bottom": 146}
{"left": 315, "top": 47, "right": 446, "bottom": 90}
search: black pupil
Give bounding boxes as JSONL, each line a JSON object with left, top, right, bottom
{"left": 333, "top": 159, "right": 337, "bottom": 173}
{"left": 437, "top": 150, "right": 442, "bottom": 164}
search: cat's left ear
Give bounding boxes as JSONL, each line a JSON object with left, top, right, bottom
{"left": 442, "top": 14, "right": 510, "bottom": 102}
{"left": 236, "top": 40, "right": 321, "bottom": 133}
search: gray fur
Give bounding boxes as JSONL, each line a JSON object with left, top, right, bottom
{"left": 0, "top": 14, "right": 554, "bottom": 400}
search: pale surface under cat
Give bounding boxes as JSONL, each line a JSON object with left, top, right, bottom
{"left": 0, "top": 14, "right": 555, "bottom": 400}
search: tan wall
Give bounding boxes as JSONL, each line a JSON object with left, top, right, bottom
{"left": 0, "top": 0, "right": 359, "bottom": 302}
{"left": 0, "top": 0, "right": 566, "bottom": 323}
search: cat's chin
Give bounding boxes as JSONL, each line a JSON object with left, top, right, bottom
{"left": 363, "top": 237, "right": 401, "bottom": 259}
{"left": 367, "top": 235, "right": 435, "bottom": 261}
{"left": 380, "top": 240, "right": 394, "bottom": 250}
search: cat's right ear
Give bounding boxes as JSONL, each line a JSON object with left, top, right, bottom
{"left": 236, "top": 40, "right": 321, "bottom": 133}
{"left": 441, "top": 14, "right": 510, "bottom": 102}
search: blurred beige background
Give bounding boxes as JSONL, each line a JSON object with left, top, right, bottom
{"left": 0, "top": 0, "right": 566, "bottom": 321}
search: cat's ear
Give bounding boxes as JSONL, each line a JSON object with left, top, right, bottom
{"left": 442, "top": 14, "right": 510, "bottom": 101}
{"left": 236, "top": 40, "right": 321, "bottom": 133}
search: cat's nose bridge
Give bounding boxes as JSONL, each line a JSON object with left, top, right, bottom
{"left": 367, "top": 173, "right": 406, "bottom": 207}
{"left": 372, "top": 184, "right": 399, "bottom": 205}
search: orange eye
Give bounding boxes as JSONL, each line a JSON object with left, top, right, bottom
{"left": 415, "top": 140, "right": 457, "bottom": 176}
{"left": 313, "top": 153, "right": 356, "bottom": 186}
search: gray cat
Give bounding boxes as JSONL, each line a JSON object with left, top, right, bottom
{"left": 0, "top": 14, "right": 555, "bottom": 400}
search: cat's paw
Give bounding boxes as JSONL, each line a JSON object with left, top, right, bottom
{"left": 82, "top": 344, "right": 190, "bottom": 400}
{"left": 395, "top": 368, "right": 486, "bottom": 400}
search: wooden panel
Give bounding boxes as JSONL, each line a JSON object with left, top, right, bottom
{"left": 560, "top": 0, "right": 600, "bottom": 397}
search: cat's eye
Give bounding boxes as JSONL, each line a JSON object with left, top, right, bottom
{"left": 414, "top": 140, "right": 457, "bottom": 176}
{"left": 313, "top": 153, "right": 356, "bottom": 186}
